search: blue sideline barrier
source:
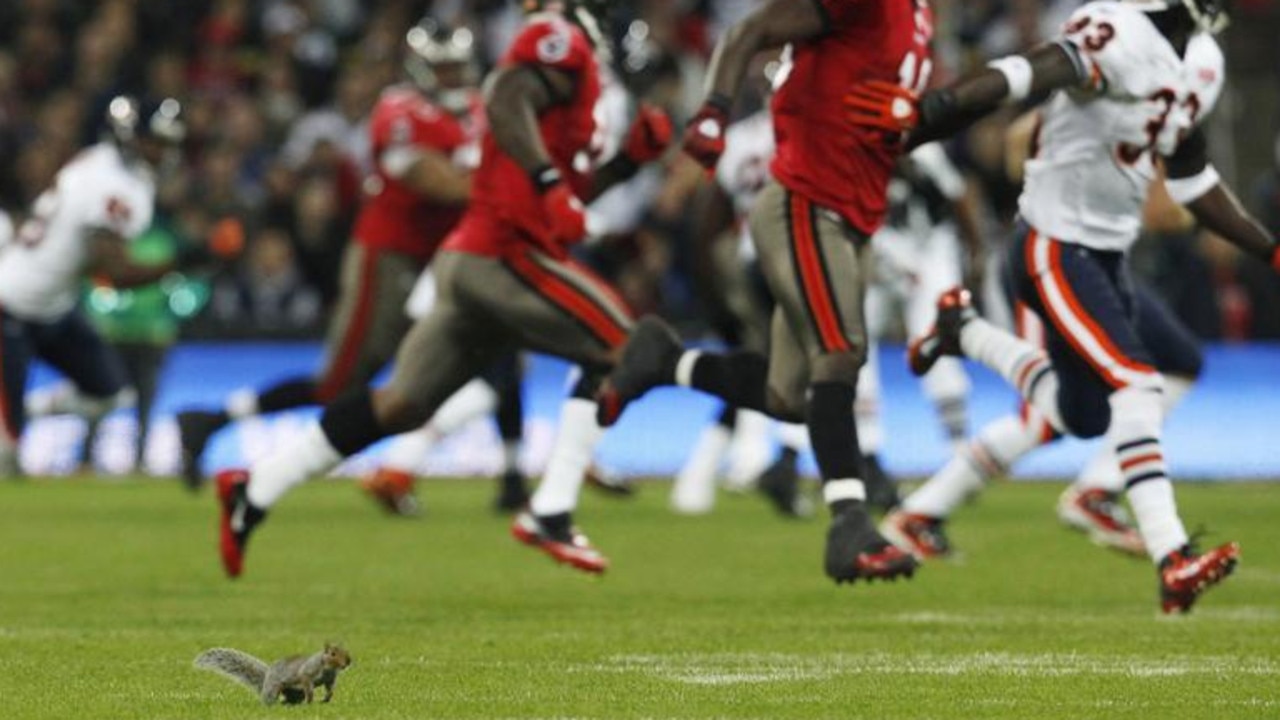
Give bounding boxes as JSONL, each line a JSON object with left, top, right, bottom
{"left": 20, "top": 342, "right": 1280, "bottom": 480}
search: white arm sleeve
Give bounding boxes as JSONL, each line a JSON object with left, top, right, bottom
{"left": 1165, "top": 164, "right": 1221, "bottom": 205}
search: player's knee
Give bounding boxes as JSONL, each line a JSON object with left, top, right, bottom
{"left": 809, "top": 347, "right": 866, "bottom": 386}
{"left": 1056, "top": 389, "right": 1111, "bottom": 439}
{"left": 370, "top": 387, "right": 431, "bottom": 435}
{"left": 764, "top": 387, "right": 805, "bottom": 424}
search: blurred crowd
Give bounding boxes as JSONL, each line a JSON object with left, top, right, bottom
{"left": 1, "top": 0, "right": 1278, "bottom": 340}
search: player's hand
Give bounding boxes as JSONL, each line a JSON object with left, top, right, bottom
{"left": 681, "top": 98, "right": 731, "bottom": 171}
{"left": 622, "top": 104, "right": 674, "bottom": 165}
{"left": 844, "top": 80, "right": 919, "bottom": 134}
{"left": 541, "top": 181, "right": 587, "bottom": 245}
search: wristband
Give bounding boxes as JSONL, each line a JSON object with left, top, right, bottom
{"left": 530, "top": 164, "right": 562, "bottom": 194}
{"left": 988, "top": 55, "right": 1034, "bottom": 103}
{"left": 706, "top": 92, "right": 733, "bottom": 116}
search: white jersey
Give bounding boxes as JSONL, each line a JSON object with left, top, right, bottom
{"left": 716, "top": 111, "right": 775, "bottom": 217}
{"left": 0, "top": 143, "right": 155, "bottom": 321}
{"left": 1020, "top": 1, "right": 1225, "bottom": 251}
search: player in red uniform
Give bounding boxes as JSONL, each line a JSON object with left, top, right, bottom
{"left": 175, "top": 21, "right": 534, "bottom": 512}
{"left": 211, "top": 0, "right": 673, "bottom": 578}
{"left": 596, "top": 0, "right": 933, "bottom": 585}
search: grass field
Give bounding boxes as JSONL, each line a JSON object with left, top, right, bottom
{"left": 1, "top": 477, "right": 1277, "bottom": 719}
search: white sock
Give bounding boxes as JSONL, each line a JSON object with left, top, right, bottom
{"left": 775, "top": 421, "right": 810, "bottom": 452}
{"left": 671, "top": 423, "right": 731, "bottom": 514}
{"left": 428, "top": 379, "right": 498, "bottom": 436}
{"left": 1109, "top": 385, "right": 1188, "bottom": 562}
{"left": 904, "top": 415, "right": 1044, "bottom": 518}
{"left": 529, "top": 398, "right": 603, "bottom": 516}
{"left": 225, "top": 388, "right": 260, "bottom": 420}
{"left": 247, "top": 422, "right": 343, "bottom": 508}
{"left": 855, "top": 345, "right": 884, "bottom": 455}
{"left": 924, "top": 358, "right": 971, "bottom": 445}
{"left": 725, "top": 408, "right": 774, "bottom": 489}
{"left": 378, "top": 425, "right": 437, "bottom": 475}
{"left": 1074, "top": 376, "right": 1192, "bottom": 494}
{"left": 960, "top": 318, "right": 1064, "bottom": 430}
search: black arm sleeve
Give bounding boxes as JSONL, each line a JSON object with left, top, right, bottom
{"left": 1165, "top": 127, "right": 1210, "bottom": 180}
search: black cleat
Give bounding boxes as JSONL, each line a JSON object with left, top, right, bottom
{"left": 756, "top": 449, "right": 813, "bottom": 518}
{"left": 177, "top": 411, "right": 228, "bottom": 490}
{"left": 493, "top": 470, "right": 531, "bottom": 513}
{"left": 908, "top": 287, "right": 976, "bottom": 377}
{"left": 862, "top": 453, "right": 900, "bottom": 513}
{"left": 825, "top": 502, "right": 918, "bottom": 584}
{"left": 596, "top": 316, "right": 683, "bottom": 427}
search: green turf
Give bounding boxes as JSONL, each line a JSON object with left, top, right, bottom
{"left": 0, "top": 478, "right": 1276, "bottom": 719}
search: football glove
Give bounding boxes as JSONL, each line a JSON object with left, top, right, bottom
{"left": 532, "top": 166, "right": 587, "bottom": 247}
{"left": 681, "top": 95, "right": 732, "bottom": 171}
{"left": 622, "top": 104, "right": 674, "bottom": 165}
{"left": 844, "top": 80, "right": 919, "bottom": 134}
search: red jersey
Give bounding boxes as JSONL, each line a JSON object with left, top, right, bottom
{"left": 352, "top": 85, "right": 484, "bottom": 262}
{"left": 444, "top": 15, "right": 600, "bottom": 258}
{"left": 771, "top": 0, "right": 934, "bottom": 236}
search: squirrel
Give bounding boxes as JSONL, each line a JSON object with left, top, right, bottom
{"left": 193, "top": 643, "right": 352, "bottom": 705}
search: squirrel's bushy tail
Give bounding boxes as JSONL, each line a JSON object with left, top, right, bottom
{"left": 193, "top": 648, "right": 268, "bottom": 693}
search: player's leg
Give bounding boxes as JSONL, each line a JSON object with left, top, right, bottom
{"left": 491, "top": 249, "right": 634, "bottom": 573}
{"left": 486, "top": 353, "right": 531, "bottom": 512}
{"left": 216, "top": 252, "right": 502, "bottom": 577}
{"left": 885, "top": 297, "right": 1061, "bottom": 558}
{"left": 0, "top": 310, "right": 32, "bottom": 476}
{"left": 29, "top": 312, "right": 133, "bottom": 424}
{"left": 672, "top": 404, "right": 734, "bottom": 514}
{"left": 1029, "top": 234, "right": 1236, "bottom": 611}
{"left": 1058, "top": 284, "right": 1204, "bottom": 555}
{"left": 854, "top": 297, "right": 898, "bottom": 511}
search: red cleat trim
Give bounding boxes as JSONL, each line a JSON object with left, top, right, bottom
{"left": 216, "top": 470, "right": 248, "bottom": 579}
{"left": 511, "top": 518, "right": 609, "bottom": 575}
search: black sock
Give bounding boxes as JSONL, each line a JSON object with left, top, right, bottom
{"left": 689, "top": 351, "right": 768, "bottom": 412}
{"left": 807, "top": 381, "right": 865, "bottom": 508}
{"left": 536, "top": 511, "right": 572, "bottom": 539}
{"left": 318, "top": 388, "right": 391, "bottom": 457}
{"left": 258, "top": 378, "right": 318, "bottom": 413}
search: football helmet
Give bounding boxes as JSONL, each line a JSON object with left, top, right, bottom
{"left": 405, "top": 18, "right": 478, "bottom": 114}
{"left": 1141, "top": 0, "right": 1231, "bottom": 33}
{"left": 523, "top": 0, "right": 614, "bottom": 58}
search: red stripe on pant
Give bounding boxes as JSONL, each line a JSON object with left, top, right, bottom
{"left": 789, "top": 194, "right": 850, "bottom": 353}
{"left": 317, "top": 247, "right": 381, "bottom": 402}
{"left": 506, "top": 251, "right": 629, "bottom": 349}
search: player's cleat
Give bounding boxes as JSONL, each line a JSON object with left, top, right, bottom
{"left": 862, "top": 453, "right": 900, "bottom": 513}
{"left": 360, "top": 468, "right": 422, "bottom": 517}
{"left": 177, "top": 410, "right": 228, "bottom": 491}
{"left": 492, "top": 470, "right": 531, "bottom": 513}
{"left": 1158, "top": 542, "right": 1240, "bottom": 614}
{"left": 596, "top": 316, "right": 682, "bottom": 427}
{"left": 585, "top": 463, "right": 636, "bottom": 498}
{"left": 908, "top": 287, "right": 976, "bottom": 377}
{"left": 880, "top": 510, "right": 953, "bottom": 560}
{"left": 1056, "top": 486, "right": 1145, "bottom": 557}
{"left": 825, "top": 503, "right": 918, "bottom": 584}
{"left": 511, "top": 510, "right": 609, "bottom": 574}
{"left": 216, "top": 469, "right": 265, "bottom": 579}
{"left": 756, "top": 449, "right": 814, "bottom": 519}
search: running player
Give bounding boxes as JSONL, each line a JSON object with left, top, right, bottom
{"left": 849, "top": 0, "right": 1273, "bottom": 612}
{"left": 0, "top": 98, "right": 215, "bottom": 477}
{"left": 175, "top": 21, "right": 530, "bottom": 513}
{"left": 597, "top": 0, "right": 934, "bottom": 585}
{"left": 213, "top": 0, "right": 673, "bottom": 578}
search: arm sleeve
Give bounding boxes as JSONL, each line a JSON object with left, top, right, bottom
{"left": 1165, "top": 129, "right": 1219, "bottom": 204}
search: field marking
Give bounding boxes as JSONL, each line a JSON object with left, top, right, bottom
{"left": 597, "top": 652, "right": 1280, "bottom": 685}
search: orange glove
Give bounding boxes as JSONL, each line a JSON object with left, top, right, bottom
{"left": 535, "top": 168, "right": 586, "bottom": 246}
{"left": 208, "top": 217, "right": 246, "bottom": 260}
{"left": 844, "top": 80, "right": 919, "bottom": 134}
{"left": 623, "top": 103, "right": 674, "bottom": 165}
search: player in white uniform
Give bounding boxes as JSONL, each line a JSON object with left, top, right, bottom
{"left": 848, "top": 0, "right": 1278, "bottom": 612}
{"left": 0, "top": 97, "right": 204, "bottom": 477}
